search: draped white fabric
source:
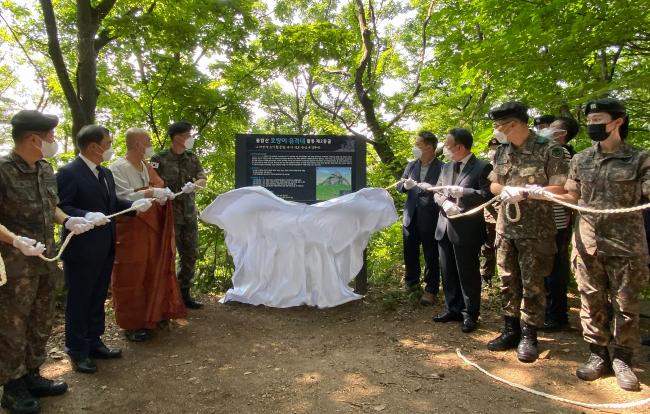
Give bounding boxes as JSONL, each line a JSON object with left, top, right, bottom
{"left": 200, "top": 186, "right": 398, "bottom": 308}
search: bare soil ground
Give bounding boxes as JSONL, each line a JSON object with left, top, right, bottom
{"left": 39, "top": 288, "right": 650, "bottom": 414}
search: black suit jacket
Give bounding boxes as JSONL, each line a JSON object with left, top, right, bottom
{"left": 434, "top": 154, "right": 492, "bottom": 245}
{"left": 397, "top": 159, "right": 443, "bottom": 227}
{"left": 56, "top": 157, "right": 133, "bottom": 262}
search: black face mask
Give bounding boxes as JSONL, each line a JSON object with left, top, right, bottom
{"left": 587, "top": 123, "right": 610, "bottom": 141}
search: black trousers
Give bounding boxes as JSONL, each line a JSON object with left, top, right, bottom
{"left": 64, "top": 254, "right": 114, "bottom": 359}
{"left": 544, "top": 226, "right": 572, "bottom": 323}
{"left": 403, "top": 208, "right": 439, "bottom": 294}
{"left": 438, "top": 234, "right": 482, "bottom": 320}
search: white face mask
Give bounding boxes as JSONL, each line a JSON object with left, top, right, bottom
{"left": 184, "top": 137, "right": 195, "bottom": 150}
{"left": 39, "top": 139, "right": 59, "bottom": 158}
{"left": 487, "top": 149, "right": 496, "bottom": 161}
{"left": 102, "top": 148, "right": 115, "bottom": 162}
{"left": 412, "top": 146, "right": 422, "bottom": 159}
{"left": 493, "top": 129, "right": 508, "bottom": 144}
{"left": 144, "top": 146, "right": 155, "bottom": 158}
{"left": 442, "top": 147, "right": 454, "bottom": 160}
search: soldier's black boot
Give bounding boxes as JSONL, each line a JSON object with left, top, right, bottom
{"left": 24, "top": 369, "right": 68, "bottom": 397}
{"left": 576, "top": 344, "right": 611, "bottom": 381}
{"left": 182, "top": 288, "right": 204, "bottom": 309}
{"left": 1, "top": 377, "right": 40, "bottom": 414}
{"left": 612, "top": 348, "right": 640, "bottom": 391}
{"left": 487, "top": 316, "right": 521, "bottom": 351}
{"left": 517, "top": 322, "right": 539, "bottom": 363}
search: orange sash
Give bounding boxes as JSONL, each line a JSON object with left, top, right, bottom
{"left": 111, "top": 202, "right": 186, "bottom": 330}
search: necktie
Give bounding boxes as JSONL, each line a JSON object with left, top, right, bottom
{"left": 96, "top": 167, "right": 109, "bottom": 199}
{"left": 452, "top": 161, "right": 462, "bottom": 183}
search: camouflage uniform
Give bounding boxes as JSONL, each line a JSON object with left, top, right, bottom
{"left": 566, "top": 143, "right": 650, "bottom": 351}
{"left": 488, "top": 132, "right": 569, "bottom": 327}
{"left": 0, "top": 152, "right": 60, "bottom": 384}
{"left": 480, "top": 204, "right": 498, "bottom": 281}
{"left": 151, "top": 149, "right": 206, "bottom": 290}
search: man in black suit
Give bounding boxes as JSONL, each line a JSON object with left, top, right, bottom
{"left": 397, "top": 131, "right": 443, "bottom": 305}
{"left": 431, "top": 128, "right": 493, "bottom": 332}
{"left": 57, "top": 125, "right": 152, "bottom": 374}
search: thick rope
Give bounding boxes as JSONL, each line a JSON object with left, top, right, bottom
{"left": 38, "top": 186, "right": 202, "bottom": 262}
{"left": 0, "top": 252, "right": 5, "bottom": 287}
{"left": 386, "top": 180, "right": 650, "bottom": 221}
{"left": 456, "top": 348, "right": 650, "bottom": 410}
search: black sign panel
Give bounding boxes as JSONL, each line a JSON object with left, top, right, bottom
{"left": 235, "top": 134, "right": 366, "bottom": 204}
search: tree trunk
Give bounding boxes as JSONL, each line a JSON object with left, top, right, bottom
{"left": 40, "top": 0, "right": 117, "bottom": 141}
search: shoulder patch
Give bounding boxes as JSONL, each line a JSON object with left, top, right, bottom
{"left": 550, "top": 146, "right": 564, "bottom": 159}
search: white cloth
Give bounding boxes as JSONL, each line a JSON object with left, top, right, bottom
{"left": 200, "top": 186, "right": 398, "bottom": 308}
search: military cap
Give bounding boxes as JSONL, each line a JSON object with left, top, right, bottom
{"left": 533, "top": 115, "right": 556, "bottom": 126}
{"left": 167, "top": 121, "right": 193, "bottom": 138}
{"left": 488, "top": 101, "right": 529, "bottom": 123}
{"left": 10, "top": 110, "right": 59, "bottom": 133}
{"left": 583, "top": 98, "right": 626, "bottom": 116}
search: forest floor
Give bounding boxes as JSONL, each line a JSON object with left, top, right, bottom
{"left": 39, "top": 286, "right": 650, "bottom": 414}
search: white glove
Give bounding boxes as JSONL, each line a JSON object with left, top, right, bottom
{"left": 442, "top": 200, "right": 461, "bottom": 216}
{"left": 13, "top": 236, "right": 46, "bottom": 256}
{"left": 181, "top": 181, "right": 197, "bottom": 194}
{"left": 446, "top": 185, "right": 464, "bottom": 199}
{"left": 65, "top": 217, "right": 95, "bottom": 235}
{"left": 133, "top": 198, "right": 153, "bottom": 213}
{"left": 163, "top": 187, "right": 175, "bottom": 200}
{"left": 403, "top": 178, "right": 417, "bottom": 190}
{"left": 84, "top": 212, "right": 110, "bottom": 226}
{"left": 500, "top": 186, "right": 525, "bottom": 203}
{"left": 153, "top": 187, "right": 175, "bottom": 205}
{"left": 417, "top": 182, "right": 433, "bottom": 191}
{"left": 525, "top": 185, "right": 553, "bottom": 200}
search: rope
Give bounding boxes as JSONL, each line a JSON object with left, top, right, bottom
{"left": 456, "top": 348, "right": 650, "bottom": 410}
{"left": 38, "top": 186, "right": 203, "bottom": 262}
{"left": 386, "top": 180, "right": 650, "bottom": 222}
{"left": 0, "top": 252, "right": 5, "bottom": 287}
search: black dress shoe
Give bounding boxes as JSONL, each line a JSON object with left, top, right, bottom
{"left": 24, "top": 369, "right": 68, "bottom": 397}
{"left": 70, "top": 357, "right": 97, "bottom": 374}
{"left": 461, "top": 318, "right": 478, "bottom": 333}
{"left": 124, "top": 329, "right": 153, "bottom": 342}
{"left": 89, "top": 345, "right": 122, "bottom": 359}
{"left": 432, "top": 312, "right": 463, "bottom": 323}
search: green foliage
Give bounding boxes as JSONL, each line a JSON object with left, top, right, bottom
{"left": 2, "top": 0, "right": 650, "bottom": 295}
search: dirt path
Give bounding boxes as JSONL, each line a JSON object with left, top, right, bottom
{"left": 39, "top": 289, "right": 650, "bottom": 414}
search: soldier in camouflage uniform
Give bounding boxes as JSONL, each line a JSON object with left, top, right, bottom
{"left": 485, "top": 102, "right": 569, "bottom": 363}
{"left": 0, "top": 111, "right": 95, "bottom": 414}
{"left": 558, "top": 98, "right": 650, "bottom": 391}
{"left": 151, "top": 121, "right": 207, "bottom": 309}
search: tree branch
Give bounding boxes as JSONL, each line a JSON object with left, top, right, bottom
{"left": 306, "top": 74, "right": 368, "bottom": 140}
{"left": 39, "top": 0, "right": 83, "bottom": 121}
{"left": 385, "top": 0, "right": 435, "bottom": 129}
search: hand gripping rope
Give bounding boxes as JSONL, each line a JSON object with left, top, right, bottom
{"left": 386, "top": 180, "right": 650, "bottom": 223}
{"left": 37, "top": 185, "right": 204, "bottom": 263}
